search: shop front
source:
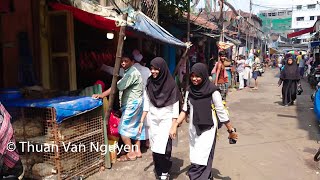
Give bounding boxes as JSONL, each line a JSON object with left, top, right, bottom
{"left": 0, "top": 1, "right": 187, "bottom": 179}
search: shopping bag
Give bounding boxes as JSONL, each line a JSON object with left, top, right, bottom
{"left": 107, "top": 111, "right": 120, "bottom": 140}
{"left": 297, "top": 84, "right": 303, "bottom": 95}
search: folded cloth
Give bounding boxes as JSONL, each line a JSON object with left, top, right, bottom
{"left": 0, "top": 103, "right": 20, "bottom": 168}
{"left": 211, "top": 62, "right": 228, "bottom": 79}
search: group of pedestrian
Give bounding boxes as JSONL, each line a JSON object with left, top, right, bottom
{"left": 93, "top": 51, "right": 238, "bottom": 180}
{"left": 210, "top": 50, "right": 261, "bottom": 103}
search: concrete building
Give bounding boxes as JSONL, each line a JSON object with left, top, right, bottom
{"left": 291, "top": 0, "right": 320, "bottom": 30}
{"left": 258, "top": 8, "right": 293, "bottom": 38}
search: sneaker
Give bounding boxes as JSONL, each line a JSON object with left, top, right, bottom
{"left": 160, "top": 173, "right": 169, "bottom": 180}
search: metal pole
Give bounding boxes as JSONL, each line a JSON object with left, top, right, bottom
{"left": 103, "top": 13, "right": 128, "bottom": 168}
{"left": 249, "top": 0, "right": 252, "bottom": 51}
{"left": 246, "top": 32, "right": 248, "bottom": 55}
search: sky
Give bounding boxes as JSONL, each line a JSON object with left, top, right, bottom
{"left": 229, "top": 0, "right": 296, "bottom": 14}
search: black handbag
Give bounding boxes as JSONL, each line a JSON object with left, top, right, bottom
{"left": 297, "top": 84, "right": 303, "bottom": 95}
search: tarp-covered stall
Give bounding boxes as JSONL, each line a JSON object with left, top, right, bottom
{"left": 49, "top": 2, "right": 187, "bottom": 47}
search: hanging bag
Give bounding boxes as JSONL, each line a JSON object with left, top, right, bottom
{"left": 211, "top": 101, "right": 229, "bottom": 129}
{"left": 107, "top": 111, "right": 120, "bottom": 140}
{"left": 297, "top": 83, "right": 303, "bottom": 95}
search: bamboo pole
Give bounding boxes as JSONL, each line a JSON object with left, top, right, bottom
{"left": 103, "top": 13, "right": 128, "bottom": 169}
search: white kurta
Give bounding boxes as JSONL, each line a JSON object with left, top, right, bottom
{"left": 183, "top": 91, "right": 229, "bottom": 165}
{"left": 143, "top": 91, "right": 179, "bottom": 154}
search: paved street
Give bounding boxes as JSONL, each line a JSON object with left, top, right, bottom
{"left": 89, "top": 68, "right": 320, "bottom": 180}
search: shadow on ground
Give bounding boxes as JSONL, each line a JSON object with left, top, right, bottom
{"left": 296, "top": 78, "right": 320, "bottom": 141}
{"left": 170, "top": 165, "right": 231, "bottom": 180}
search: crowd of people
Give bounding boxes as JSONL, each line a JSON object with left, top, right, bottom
{"left": 92, "top": 49, "right": 238, "bottom": 180}
{"left": 210, "top": 50, "right": 263, "bottom": 103}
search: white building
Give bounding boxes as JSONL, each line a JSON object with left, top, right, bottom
{"left": 291, "top": 0, "right": 320, "bottom": 30}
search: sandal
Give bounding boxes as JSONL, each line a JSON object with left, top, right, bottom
{"left": 117, "top": 154, "right": 137, "bottom": 162}
{"left": 135, "top": 152, "right": 142, "bottom": 158}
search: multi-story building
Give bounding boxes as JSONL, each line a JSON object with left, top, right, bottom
{"left": 258, "top": 8, "right": 293, "bottom": 38}
{"left": 291, "top": 0, "right": 320, "bottom": 30}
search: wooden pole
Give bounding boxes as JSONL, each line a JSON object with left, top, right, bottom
{"left": 103, "top": 13, "right": 128, "bottom": 168}
{"left": 185, "top": 0, "right": 191, "bottom": 89}
{"left": 100, "top": 0, "right": 106, "bottom": 6}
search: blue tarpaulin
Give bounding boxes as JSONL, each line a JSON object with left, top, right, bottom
{"left": 129, "top": 12, "right": 187, "bottom": 47}
{"left": 314, "top": 90, "right": 320, "bottom": 122}
{"left": 1, "top": 96, "right": 102, "bottom": 123}
{"left": 310, "top": 41, "right": 320, "bottom": 48}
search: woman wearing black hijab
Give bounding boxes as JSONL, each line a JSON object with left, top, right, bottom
{"left": 170, "top": 63, "right": 238, "bottom": 180}
{"left": 138, "top": 57, "right": 180, "bottom": 180}
{"left": 278, "top": 57, "right": 300, "bottom": 106}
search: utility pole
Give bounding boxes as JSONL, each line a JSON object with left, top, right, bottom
{"left": 249, "top": 0, "right": 253, "bottom": 51}
{"left": 219, "top": 0, "right": 224, "bottom": 42}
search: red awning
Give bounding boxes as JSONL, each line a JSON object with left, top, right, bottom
{"left": 50, "top": 2, "right": 120, "bottom": 32}
{"left": 287, "top": 27, "right": 315, "bottom": 38}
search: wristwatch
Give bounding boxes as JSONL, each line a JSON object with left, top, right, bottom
{"left": 227, "top": 128, "right": 236, "bottom": 133}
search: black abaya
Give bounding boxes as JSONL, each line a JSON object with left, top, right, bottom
{"left": 282, "top": 79, "right": 298, "bottom": 106}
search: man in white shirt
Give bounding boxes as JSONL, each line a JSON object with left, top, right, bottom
{"left": 236, "top": 55, "right": 246, "bottom": 90}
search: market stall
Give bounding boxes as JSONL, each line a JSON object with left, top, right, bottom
{"left": 1, "top": 1, "right": 189, "bottom": 179}
{"left": 2, "top": 96, "right": 104, "bottom": 179}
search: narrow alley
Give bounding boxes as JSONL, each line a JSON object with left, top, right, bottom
{"left": 89, "top": 68, "right": 320, "bottom": 180}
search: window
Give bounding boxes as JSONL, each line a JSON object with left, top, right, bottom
{"left": 278, "top": 11, "right": 285, "bottom": 16}
{"left": 261, "top": 13, "right": 266, "bottom": 17}
{"left": 296, "top": 5, "right": 302, "bottom": 10}
{"left": 310, "top": 16, "right": 315, "bottom": 20}
{"left": 307, "top": 4, "right": 316, "bottom": 9}
{"left": 268, "top": 12, "right": 276, "bottom": 17}
{"left": 296, "top": 17, "right": 304, "bottom": 21}
{"left": 287, "top": 11, "right": 292, "bottom": 15}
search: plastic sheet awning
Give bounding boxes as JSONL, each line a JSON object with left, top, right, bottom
{"left": 224, "top": 35, "right": 241, "bottom": 46}
{"left": 131, "top": 12, "right": 186, "bottom": 47}
{"left": 2, "top": 96, "right": 102, "bottom": 123}
{"left": 50, "top": 2, "right": 187, "bottom": 47}
{"left": 314, "top": 90, "right": 320, "bottom": 122}
{"left": 287, "top": 27, "right": 314, "bottom": 38}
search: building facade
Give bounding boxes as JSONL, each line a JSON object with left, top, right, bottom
{"left": 291, "top": 0, "right": 320, "bottom": 30}
{"left": 258, "top": 9, "right": 292, "bottom": 38}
